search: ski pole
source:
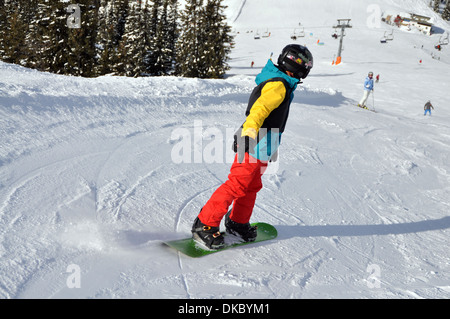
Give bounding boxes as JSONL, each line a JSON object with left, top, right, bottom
{"left": 372, "top": 90, "right": 376, "bottom": 112}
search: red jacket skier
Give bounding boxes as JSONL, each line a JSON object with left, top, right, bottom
{"left": 191, "top": 44, "right": 314, "bottom": 249}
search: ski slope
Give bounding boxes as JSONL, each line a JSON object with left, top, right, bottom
{"left": 1, "top": 0, "right": 450, "bottom": 299}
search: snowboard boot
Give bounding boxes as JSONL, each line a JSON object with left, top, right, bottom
{"left": 191, "top": 217, "right": 225, "bottom": 249}
{"left": 225, "top": 211, "right": 257, "bottom": 242}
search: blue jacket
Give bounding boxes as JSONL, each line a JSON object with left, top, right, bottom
{"left": 364, "top": 76, "right": 374, "bottom": 91}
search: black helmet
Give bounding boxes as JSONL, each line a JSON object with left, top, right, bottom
{"left": 278, "top": 44, "right": 313, "bottom": 79}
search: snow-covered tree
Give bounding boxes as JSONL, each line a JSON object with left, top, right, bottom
{"left": 176, "top": 0, "right": 204, "bottom": 78}
{"left": 201, "top": 0, "right": 233, "bottom": 78}
{"left": 442, "top": 1, "right": 450, "bottom": 20}
{"left": 150, "top": 0, "right": 178, "bottom": 75}
{"left": 66, "top": 1, "right": 99, "bottom": 77}
{"left": 25, "top": 0, "right": 70, "bottom": 73}
{"left": 1, "top": 0, "right": 29, "bottom": 65}
{"left": 121, "top": 1, "right": 149, "bottom": 76}
{"left": 433, "top": 0, "right": 441, "bottom": 13}
{"left": 176, "top": 0, "right": 232, "bottom": 78}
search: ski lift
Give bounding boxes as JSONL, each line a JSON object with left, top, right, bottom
{"left": 438, "top": 33, "right": 449, "bottom": 45}
{"left": 254, "top": 30, "right": 260, "bottom": 40}
{"left": 262, "top": 29, "right": 270, "bottom": 38}
{"left": 380, "top": 32, "right": 387, "bottom": 43}
{"left": 291, "top": 29, "right": 297, "bottom": 40}
{"left": 297, "top": 27, "right": 305, "bottom": 37}
{"left": 331, "top": 28, "right": 338, "bottom": 39}
{"left": 444, "top": 33, "right": 449, "bottom": 45}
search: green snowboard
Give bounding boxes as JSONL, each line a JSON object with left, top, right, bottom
{"left": 164, "top": 222, "right": 277, "bottom": 258}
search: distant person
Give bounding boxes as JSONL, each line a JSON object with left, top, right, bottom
{"left": 357, "top": 72, "right": 374, "bottom": 109}
{"left": 376, "top": 74, "right": 380, "bottom": 83}
{"left": 424, "top": 100, "right": 434, "bottom": 116}
{"left": 251, "top": 61, "right": 254, "bottom": 68}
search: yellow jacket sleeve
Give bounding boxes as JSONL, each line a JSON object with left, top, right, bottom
{"left": 242, "top": 81, "right": 287, "bottom": 139}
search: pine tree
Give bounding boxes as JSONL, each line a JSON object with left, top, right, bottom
{"left": 176, "top": 0, "right": 204, "bottom": 78}
{"left": 26, "top": 1, "right": 61, "bottom": 72}
{"left": 201, "top": 0, "right": 233, "bottom": 78}
{"left": 121, "top": 1, "right": 149, "bottom": 77}
{"left": 151, "top": 0, "right": 170, "bottom": 75}
{"left": 0, "top": 2, "right": 5, "bottom": 58}
{"left": 144, "top": 0, "right": 162, "bottom": 75}
{"left": 96, "top": 0, "right": 130, "bottom": 75}
{"left": 142, "top": 0, "right": 178, "bottom": 76}
{"left": 165, "top": 0, "right": 179, "bottom": 75}
{"left": 433, "top": 0, "right": 441, "bottom": 13}
{"left": 66, "top": 1, "right": 99, "bottom": 77}
{"left": 442, "top": 1, "right": 450, "bottom": 20}
{"left": 51, "top": 2, "right": 73, "bottom": 74}
{"left": 1, "top": 0, "right": 28, "bottom": 64}
{"left": 176, "top": 0, "right": 232, "bottom": 78}
{"left": 111, "top": 0, "right": 130, "bottom": 75}
{"left": 97, "top": 0, "right": 116, "bottom": 75}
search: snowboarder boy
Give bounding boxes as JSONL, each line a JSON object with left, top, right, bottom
{"left": 424, "top": 100, "right": 434, "bottom": 116}
{"left": 191, "top": 44, "right": 314, "bottom": 249}
{"left": 358, "top": 72, "right": 374, "bottom": 109}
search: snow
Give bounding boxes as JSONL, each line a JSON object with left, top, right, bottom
{"left": 1, "top": 0, "right": 450, "bottom": 299}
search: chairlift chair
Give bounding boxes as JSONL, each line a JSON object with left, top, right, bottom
{"left": 291, "top": 29, "right": 297, "bottom": 40}
{"left": 385, "top": 30, "right": 394, "bottom": 41}
{"left": 298, "top": 27, "right": 305, "bottom": 37}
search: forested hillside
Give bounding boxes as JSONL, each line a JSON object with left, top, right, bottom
{"left": 0, "top": 0, "right": 233, "bottom": 78}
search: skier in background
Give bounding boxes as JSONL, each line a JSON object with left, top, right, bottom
{"left": 358, "top": 71, "right": 374, "bottom": 109}
{"left": 424, "top": 100, "right": 434, "bottom": 116}
{"left": 191, "top": 45, "right": 314, "bottom": 249}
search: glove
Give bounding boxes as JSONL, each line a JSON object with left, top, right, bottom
{"left": 236, "top": 135, "right": 257, "bottom": 163}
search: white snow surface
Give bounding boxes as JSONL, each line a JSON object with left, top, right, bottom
{"left": 1, "top": 0, "right": 450, "bottom": 299}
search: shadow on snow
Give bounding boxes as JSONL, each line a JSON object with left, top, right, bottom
{"left": 277, "top": 216, "right": 450, "bottom": 239}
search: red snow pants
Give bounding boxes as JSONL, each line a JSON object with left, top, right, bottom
{"left": 198, "top": 153, "right": 268, "bottom": 227}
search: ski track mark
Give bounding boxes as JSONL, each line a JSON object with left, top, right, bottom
{"left": 177, "top": 255, "right": 192, "bottom": 299}
{"left": 102, "top": 168, "right": 161, "bottom": 223}
{"left": 232, "top": 0, "right": 247, "bottom": 23}
{"left": 174, "top": 182, "right": 221, "bottom": 232}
